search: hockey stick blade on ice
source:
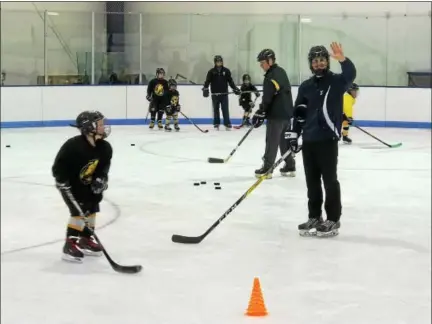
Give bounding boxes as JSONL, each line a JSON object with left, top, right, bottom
{"left": 354, "top": 125, "right": 402, "bottom": 148}
{"left": 91, "top": 232, "right": 142, "bottom": 274}
{"left": 179, "top": 111, "right": 209, "bottom": 133}
{"left": 207, "top": 126, "right": 254, "bottom": 163}
{"left": 172, "top": 150, "right": 293, "bottom": 244}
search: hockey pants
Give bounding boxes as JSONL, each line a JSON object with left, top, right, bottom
{"left": 263, "top": 119, "right": 295, "bottom": 169}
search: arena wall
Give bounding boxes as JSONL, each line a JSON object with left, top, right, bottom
{"left": 0, "top": 86, "right": 430, "bottom": 129}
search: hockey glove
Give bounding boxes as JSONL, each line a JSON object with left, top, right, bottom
{"left": 252, "top": 106, "right": 266, "bottom": 128}
{"left": 175, "top": 105, "right": 181, "bottom": 112}
{"left": 343, "top": 113, "right": 353, "bottom": 125}
{"left": 91, "top": 177, "right": 108, "bottom": 195}
{"left": 202, "top": 87, "right": 209, "bottom": 98}
{"left": 284, "top": 131, "right": 301, "bottom": 153}
{"left": 249, "top": 101, "right": 255, "bottom": 109}
{"left": 165, "top": 105, "right": 173, "bottom": 115}
{"left": 146, "top": 94, "right": 152, "bottom": 102}
{"left": 233, "top": 88, "right": 241, "bottom": 96}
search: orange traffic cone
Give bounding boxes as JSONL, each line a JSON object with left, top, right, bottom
{"left": 245, "top": 277, "right": 268, "bottom": 317}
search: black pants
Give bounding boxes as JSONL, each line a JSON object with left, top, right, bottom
{"left": 212, "top": 95, "right": 231, "bottom": 126}
{"left": 59, "top": 189, "right": 100, "bottom": 216}
{"left": 150, "top": 100, "right": 164, "bottom": 121}
{"left": 302, "top": 139, "right": 341, "bottom": 222}
{"left": 263, "top": 119, "right": 295, "bottom": 168}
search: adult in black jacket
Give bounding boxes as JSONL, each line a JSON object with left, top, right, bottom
{"left": 285, "top": 42, "right": 356, "bottom": 237}
{"left": 202, "top": 55, "right": 241, "bottom": 130}
{"left": 252, "top": 49, "right": 295, "bottom": 179}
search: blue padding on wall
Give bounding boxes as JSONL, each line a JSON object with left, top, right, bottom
{"left": 1, "top": 119, "right": 431, "bottom": 129}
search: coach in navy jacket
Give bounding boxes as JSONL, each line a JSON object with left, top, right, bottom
{"left": 285, "top": 42, "right": 356, "bottom": 237}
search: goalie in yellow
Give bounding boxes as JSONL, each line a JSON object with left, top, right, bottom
{"left": 342, "top": 83, "right": 359, "bottom": 144}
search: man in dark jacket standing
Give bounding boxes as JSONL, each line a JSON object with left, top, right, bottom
{"left": 202, "top": 55, "right": 241, "bottom": 130}
{"left": 252, "top": 49, "right": 296, "bottom": 179}
{"left": 285, "top": 42, "right": 356, "bottom": 237}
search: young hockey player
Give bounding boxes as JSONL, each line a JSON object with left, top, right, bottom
{"left": 342, "top": 82, "right": 359, "bottom": 144}
{"left": 238, "top": 74, "right": 260, "bottom": 128}
{"left": 147, "top": 68, "right": 169, "bottom": 130}
{"left": 164, "top": 78, "right": 181, "bottom": 132}
{"left": 52, "top": 111, "right": 112, "bottom": 263}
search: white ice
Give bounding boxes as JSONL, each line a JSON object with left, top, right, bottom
{"left": 1, "top": 125, "right": 431, "bottom": 324}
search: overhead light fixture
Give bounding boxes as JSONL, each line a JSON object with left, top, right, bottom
{"left": 47, "top": 12, "right": 59, "bottom": 16}
{"left": 300, "top": 17, "right": 312, "bottom": 23}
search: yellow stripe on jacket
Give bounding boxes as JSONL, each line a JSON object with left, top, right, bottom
{"left": 343, "top": 93, "right": 356, "bottom": 118}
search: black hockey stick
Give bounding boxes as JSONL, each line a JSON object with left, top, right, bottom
{"left": 179, "top": 111, "right": 209, "bottom": 133}
{"left": 172, "top": 150, "right": 293, "bottom": 244}
{"left": 61, "top": 189, "right": 142, "bottom": 274}
{"left": 234, "top": 97, "right": 259, "bottom": 129}
{"left": 354, "top": 125, "right": 402, "bottom": 148}
{"left": 212, "top": 90, "right": 263, "bottom": 96}
{"left": 208, "top": 126, "right": 254, "bottom": 163}
{"left": 90, "top": 230, "right": 142, "bottom": 274}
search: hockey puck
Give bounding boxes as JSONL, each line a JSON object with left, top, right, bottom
{"left": 200, "top": 181, "right": 207, "bottom": 185}
{"left": 214, "top": 182, "right": 220, "bottom": 186}
{"left": 193, "top": 182, "right": 200, "bottom": 186}
{"left": 215, "top": 186, "right": 222, "bottom": 190}
{"left": 130, "top": 143, "right": 135, "bottom": 146}
{"left": 5, "top": 145, "right": 10, "bottom": 148}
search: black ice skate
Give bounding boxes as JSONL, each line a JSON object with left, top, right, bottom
{"left": 149, "top": 121, "right": 155, "bottom": 129}
{"left": 298, "top": 218, "right": 322, "bottom": 237}
{"left": 280, "top": 164, "right": 296, "bottom": 177}
{"left": 62, "top": 236, "right": 84, "bottom": 263}
{"left": 174, "top": 124, "right": 180, "bottom": 131}
{"left": 78, "top": 236, "right": 103, "bottom": 256}
{"left": 316, "top": 220, "right": 340, "bottom": 237}
{"left": 165, "top": 125, "right": 172, "bottom": 132}
{"left": 225, "top": 124, "right": 232, "bottom": 131}
{"left": 157, "top": 120, "right": 163, "bottom": 130}
{"left": 255, "top": 165, "right": 272, "bottom": 179}
{"left": 342, "top": 136, "right": 352, "bottom": 144}
{"left": 214, "top": 125, "right": 220, "bottom": 131}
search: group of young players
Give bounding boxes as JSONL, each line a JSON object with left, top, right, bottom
{"left": 52, "top": 47, "right": 359, "bottom": 262}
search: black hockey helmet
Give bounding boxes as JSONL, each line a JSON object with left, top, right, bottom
{"left": 348, "top": 82, "right": 359, "bottom": 92}
{"left": 73, "top": 110, "right": 111, "bottom": 139}
{"left": 214, "top": 55, "right": 223, "bottom": 65}
{"left": 156, "top": 68, "right": 165, "bottom": 77}
{"left": 257, "top": 49, "right": 276, "bottom": 62}
{"left": 242, "top": 74, "right": 251, "bottom": 83}
{"left": 308, "top": 45, "right": 330, "bottom": 76}
{"left": 168, "top": 78, "right": 177, "bottom": 89}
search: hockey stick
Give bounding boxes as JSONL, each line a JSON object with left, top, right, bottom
{"left": 212, "top": 90, "right": 263, "bottom": 96}
{"left": 179, "top": 111, "right": 209, "bottom": 133}
{"left": 61, "top": 188, "right": 142, "bottom": 274}
{"left": 208, "top": 126, "right": 254, "bottom": 163}
{"left": 354, "top": 125, "right": 402, "bottom": 148}
{"left": 172, "top": 150, "right": 293, "bottom": 244}
{"left": 144, "top": 111, "right": 150, "bottom": 125}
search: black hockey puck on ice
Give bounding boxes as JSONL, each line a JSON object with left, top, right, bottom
{"left": 215, "top": 186, "right": 222, "bottom": 190}
{"left": 194, "top": 182, "right": 200, "bottom": 186}
{"left": 214, "top": 182, "right": 220, "bottom": 186}
{"left": 6, "top": 145, "right": 10, "bottom": 148}
{"left": 200, "top": 181, "right": 207, "bottom": 185}
{"left": 130, "top": 143, "right": 136, "bottom": 146}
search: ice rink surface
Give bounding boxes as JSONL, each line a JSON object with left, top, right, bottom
{"left": 1, "top": 125, "right": 431, "bottom": 324}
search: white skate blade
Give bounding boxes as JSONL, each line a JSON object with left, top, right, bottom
{"left": 79, "top": 249, "right": 103, "bottom": 257}
{"left": 317, "top": 229, "right": 339, "bottom": 238}
{"left": 255, "top": 173, "right": 273, "bottom": 179}
{"left": 299, "top": 228, "right": 317, "bottom": 237}
{"left": 281, "top": 171, "right": 296, "bottom": 177}
{"left": 62, "top": 253, "right": 83, "bottom": 263}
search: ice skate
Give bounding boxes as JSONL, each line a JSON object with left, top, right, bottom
{"left": 164, "top": 125, "right": 172, "bottom": 132}
{"left": 342, "top": 136, "right": 352, "bottom": 145}
{"left": 254, "top": 165, "right": 272, "bottom": 179}
{"left": 214, "top": 125, "right": 220, "bottom": 131}
{"left": 157, "top": 120, "right": 163, "bottom": 130}
{"left": 78, "top": 235, "right": 103, "bottom": 256}
{"left": 298, "top": 218, "right": 322, "bottom": 237}
{"left": 62, "top": 236, "right": 84, "bottom": 263}
{"left": 225, "top": 124, "right": 232, "bottom": 131}
{"left": 316, "top": 220, "right": 340, "bottom": 237}
{"left": 280, "top": 164, "right": 296, "bottom": 177}
{"left": 174, "top": 124, "right": 180, "bottom": 132}
{"left": 149, "top": 121, "right": 155, "bottom": 129}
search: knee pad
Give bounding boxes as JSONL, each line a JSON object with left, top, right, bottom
{"left": 68, "top": 216, "right": 85, "bottom": 231}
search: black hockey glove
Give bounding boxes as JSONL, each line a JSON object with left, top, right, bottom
{"left": 91, "top": 177, "right": 108, "bottom": 195}
{"left": 343, "top": 113, "right": 353, "bottom": 125}
{"left": 202, "top": 87, "right": 209, "bottom": 98}
{"left": 175, "top": 105, "right": 181, "bottom": 112}
{"left": 165, "top": 105, "right": 173, "bottom": 115}
{"left": 284, "top": 130, "right": 301, "bottom": 153}
{"left": 233, "top": 87, "right": 241, "bottom": 95}
{"left": 146, "top": 94, "right": 152, "bottom": 102}
{"left": 252, "top": 105, "right": 266, "bottom": 128}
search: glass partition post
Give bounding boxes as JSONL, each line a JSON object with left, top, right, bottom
{"left": 91, "top": 11, "right": 95, "bottom": 85}
{"left": 139, "top": 13, "right": 143, "bottom": 84}
{"left": 43, "top": 10, "right": 48, "bottom": 85}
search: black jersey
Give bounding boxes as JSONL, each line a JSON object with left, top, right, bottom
{"left": 167, "top": 89, "right": 180, "bottom": 107}
{"left": 239, "top": 83, "right": 260, "bottom": 104}
{"left": 52, "top": 135, "right": 113, "bottom": 201}
{"left": 147, "top": 78, "right": 169, "bottom": 101}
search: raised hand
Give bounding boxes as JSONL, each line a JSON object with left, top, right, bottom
{"left": 330, "top": 42, "right": 345, "bottom": 62}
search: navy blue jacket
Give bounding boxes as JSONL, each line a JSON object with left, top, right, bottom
{"left": 295, "top": 58, "right": 356, "bottom": 142}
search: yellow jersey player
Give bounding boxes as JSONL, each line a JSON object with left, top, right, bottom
{"left": 342, "top": 83, "right": 359, "bottom": 144}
